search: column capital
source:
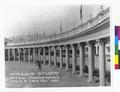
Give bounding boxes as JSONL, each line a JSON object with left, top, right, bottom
{"left": 96, "top": 38, "right": 107, "bottom": 45}
{"left": 39, "top": 47, "right": 42, "bottom": 50}
{"left": 65, "top": 44, "right": 69, "bottom": 48}
{"left": 33, "top": 47, "right": 36, "bottom": 49}
{"left": 86, "top": 40, "right": 96, "bottom": 45}
{"left": 78, "top": 42, "right": 86, "bottom": 47}
{"left": 53, "top": 46, "right": 57, "bottom": 48}
{"left": 59, "top": 45, "right": 63, "bottom": 48}
{"left": 48, "top": 46, "right": 52, "bottom": 48}
{"left": 43, "top": 46, "right": 47, "bottom": 49}
{"left": 45, "top": 46, "right": 49, "bottom": 49}
{"left": 71, "top": 43, "right": 77, "bottom": 48}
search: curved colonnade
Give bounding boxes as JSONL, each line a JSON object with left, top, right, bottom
{"left": 5, "top": 8, "right": 110, "bottom": 86}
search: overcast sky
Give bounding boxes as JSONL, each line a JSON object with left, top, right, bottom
{"left": 4, "top": 0, "right": 108, "bottom": 38}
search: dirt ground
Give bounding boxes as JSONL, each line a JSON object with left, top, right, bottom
{"left": 5, "top": 61, "right": 110, "bottom": 88}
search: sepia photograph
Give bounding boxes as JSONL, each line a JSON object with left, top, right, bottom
{"left": 4, "top": 3, "right": 110, "bottom": 88}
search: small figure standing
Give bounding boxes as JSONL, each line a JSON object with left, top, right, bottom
{"left": 38, "top": 60, "right": 42, "bottom": 70}
{"left": 35, "top": 59, "right": 42, "bottom": 70}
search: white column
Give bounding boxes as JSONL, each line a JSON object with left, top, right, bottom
{"left": 12, "top": 48, "right": 15, "bottom": 61}
{"left": 65, "top": 45, "right": 69, "bottom": 71}
{"left": 17, "top": 48, "right": 19, "bottom": 61}
{"left": 95, "top": 44, "right": 99, "bottom": 55}
{"left": 25, "top": 48, "right": 28, "bottom": 62}
{"left": 19, "top": 48, "right": 21, "bottom": 61}
{"left": 36, "top": 47, "right": 39, "bottom": 61}
{"left": 43, "top": 47, "right": 46, "bottom": 65}
{"left": 9, "top": 49, "right": 12, "bottom": 61}
{"left": 98, "top": 39, "right": 106, "bottom": 86}
{"left": 87, "top": 41, "right": 94, "bottom": 83}
{"left": 15, "top": 48, "right": 18, "bottom": 61}
{"left": 20, "top": 48, "right": 23, "bottom": 61}
{"left": 14, "top": 48, "right": 17, "bottom": 61}
{"left": 54, "top": 46, "right": 57, "bottom": 67}
{"left": 14, "top": 49, "right": 16, "bottom": 61}
{"left": 38, "top": 47, "right": 41, "bottom": 62}
{"left": 28, "top": 48, "right": 30, "bottom": 62}
{"left": 71, "top": 44, "right": 76, "bottom": 74}
{"left": 48, "top": 47, "right": 51, "bottom": 65}
{"left": 8, "top": 49, "right": 10, "bottom": 61}
{"left": 33, "top": 48, "right": 36, "bottom": 63}
{"left": 12, "top": 49, "right": 14, "bottom": 61}
{"left": 24, "top": 48, "right": 26, "bottom": 62}
{"left": 79, "top": 43, "right": 85, "bottom": 77}
{"left": 39, "top": 48, "right": 41, "bottom": 62}
{"left": 23, "top": 48, "right": 26, "bottom": 62}
{"left": 27, "top": 48, "right": 30, "bottom": 62}
{"left": 59, "top": 46, "right": 63, "bottom": 69}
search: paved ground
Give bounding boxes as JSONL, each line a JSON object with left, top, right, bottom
{"left": 5, "top": 61, "right": 110, "bottom": 88}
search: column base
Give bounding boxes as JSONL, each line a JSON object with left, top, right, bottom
{"left": 65, "top": 68, "right": 69, "bottom": 71}
{"left": 43, "top": 63, "right": 46, "bottom": 65}
{"left": 99, "top": 82, "right": 106, "bottom": 86}
{"left": 79, "top": 74, "right": 84, "bottom": 78}
{"left": 54, "top": 64, "right": 57, "bottom": 67}
{"left": 72, "top": 71, "right": 76, "bottom": 74}
{"left": 79, "top": 73, "right": 87, "bottom": 78}
{"left": 48, "top": 63, "right": 51, "bottom": 66}
{"left": 87, "top": 79, "right": 95, "bottom": 83}
{"left": 59, "top": 66, "right": 62, "bottom": 70}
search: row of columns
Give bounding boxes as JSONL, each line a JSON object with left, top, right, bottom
{"left": 5, "top": 38, "right": 107, "bottom": 86}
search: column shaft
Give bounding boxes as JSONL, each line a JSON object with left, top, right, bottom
{"left": 99, "top": 40, "right": 106, "bottom": 86}
{"left": 10, "top": 49, "right": 13, "bottom": 61}
{"left": 48, "top": 47, "right": 51, "bottom": 65}
{"left": 36, "top": 48, "right": 39, "bottom": 61}
{"left": 19, "top": 48, "right": 21, "bottom": 61}
{"left": 12, "top": 48, "right": 15, "bottom": 61}
{"left": 23, "top": 48, "right": 26, "bottom": 62}
{"left": 87, "top": 42, "right": 94, "bottom": 82}
{"left": 65, "top": 45, "right": 69, "bottom": 71}
{"left": 5, "top": 49, "right": 8, "bottom": 61}
{"left": 33, "top": 48, "right": 35, "bottom": 63}
{"left": 71, "top": 44, "right": 76, "bottom": 73}
{"left": 21, "top": 48, "right": 23, "bottom": 61}
{"left": 17, "top": 48, "right": 19, "bottom": 61}
{"left": 15, "top": 48, "right": 19, "bottom": 61}
{"left": 79, "top": 43, "right": 85, "bottom": 77}
{"left": 8, "top": 49, "right": 10, "bottom": 61}
{"left": 59, "top": 46, "right": 63, "bottom": 69}
{"left": 43, "top": 47, "right": 46, "bottom": 64}
{"left": 38, "top": 48, "right": 41, "bottom": 62}
{"left": 54, "top": 47, "right": 57, "bottom": 67}
{"left": 9, "top": 49, "right": 12, "bottom": 61}
{"left": 28, "top": 48, "right": 30, "bottom": 62}
{"left": 96, "top": 44, "right": 99, "bottom": 55}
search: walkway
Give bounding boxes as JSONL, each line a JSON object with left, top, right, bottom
{"left": 5, "top": 61, "right": 105, "bottom": 88}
